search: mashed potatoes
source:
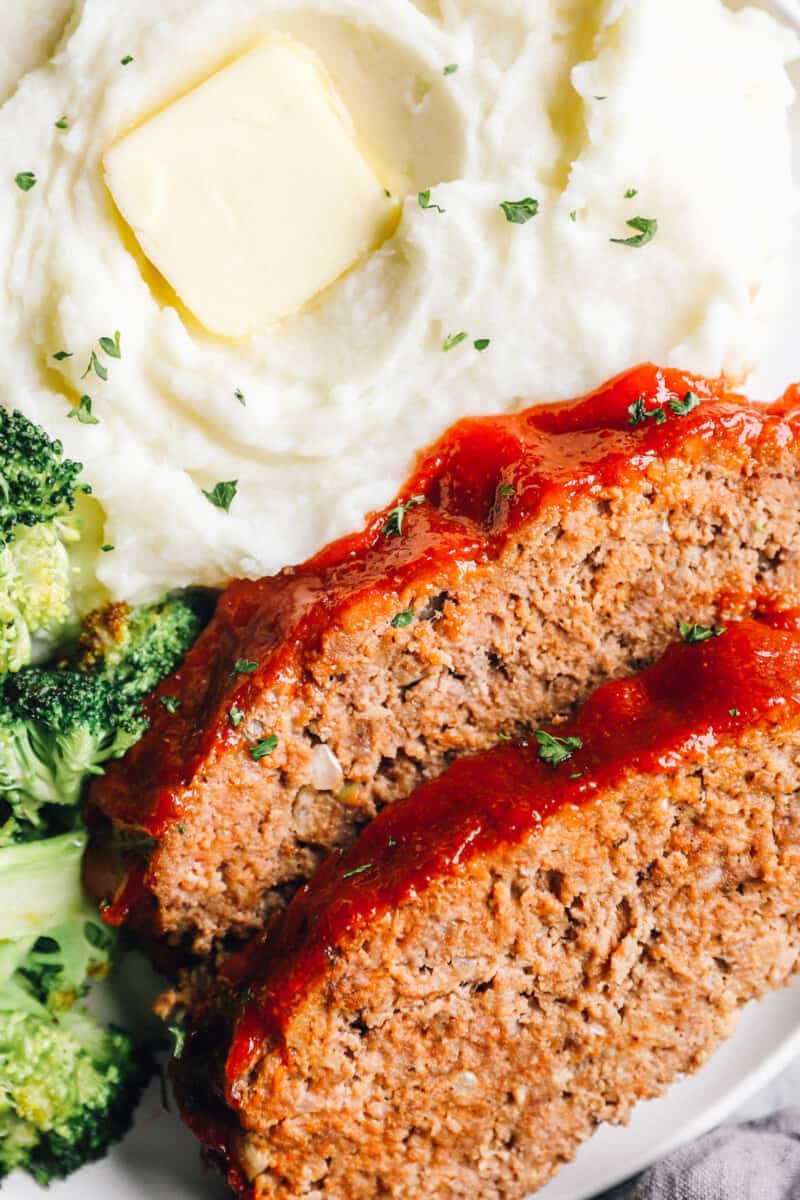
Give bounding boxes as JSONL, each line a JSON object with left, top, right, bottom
{"left": 0, "top": 0, "right": 796, "bottom": 602}
{"left": 0, "top": 0, "right": 74, "bottom": 103}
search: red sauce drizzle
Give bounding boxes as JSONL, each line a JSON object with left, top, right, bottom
{"left": 221, "top": 614, "right": 800, "bottom": 1100}
{"left": 90, "top": 364, "right": 800, "bottom": 923}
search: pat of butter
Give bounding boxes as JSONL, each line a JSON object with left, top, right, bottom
{"left": 104, "top": 40, "right": 394, "bottom": 337}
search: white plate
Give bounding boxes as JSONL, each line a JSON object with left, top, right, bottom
{"left": 6, "top": 970, "right": 800, "bottom": 1200}
{"left": 5, "top": 4, "right": 800, "bottom": 1199}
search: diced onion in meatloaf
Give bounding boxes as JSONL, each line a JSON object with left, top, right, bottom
{"left": 84, "top": 365, "right": 800, "bottom": 953}
{"left": 174, "top": 615, "right": 800, "bottom": 1200}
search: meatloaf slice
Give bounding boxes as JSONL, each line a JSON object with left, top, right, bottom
{"left": 84, "top": 365, "right": 800, "bottom": 953}
{"left": 174, "top": 614, "right": 800, "bottom": 1200}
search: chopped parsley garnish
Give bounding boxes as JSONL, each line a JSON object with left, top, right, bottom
{"left": 231, "top": 658, "right": 258, "bottom": 677}
{"left": 419, "top": 189, "right": 445, "bottom": 214}
{"left": 67, "top": 394, "right": 99, "bottom": 425}
{"left": 176, "top": 824, "right": 186, "bottom": 835}
{"left": 202, "top": 480, "right": 238, "bottom": 512}
{"left": 169, "top": 1025, "right": 186, "bottom": 1058}
{"left": 250, "top": 735, "right": 278, "bottom": 761}
{"left": 235, "top": 388, "right": 246, "bottom": 406}
{"left": 668, "top": 391, "right": 700, "bottom": 417}
{"left": 443, "top": 63, "right": 459, "bottom": 75}
{"left": 497, "top": 732, "right": 511, "bottom": 742}
{"left": 120, "top": 55, "right": 134, "bottom": 65}
{"left": 81, "top": 350, "right": 108, "bottom": 381}
{"left": 99, "top": 331, "right": 122, "bottom": 358}
{"left": 52, "top": 350, "right": 73, "bottom": 361}
{"left": 624, "top": 188, "right": 638, "bottom": 199}
{"left": 729, "top": 708, "right": 740, "bottom": 717}
{"left": 627, "top": 397, "right": 647, "bottom": 425}
{"left": 55, "top": 116, "right": 69, "bottom": 130}
{"left": 228, "top": 704, "right": 244, "bottom": 728}
{"left": 391, "top": 608, "right": 415, "bottom": 629}
{"left": 160, "top": 696, "right": 181, "bottom": 713}
{"left": 101, "top": 544, "right": 114, "bottom": 552}
{"left": 569, "top": 772, "right": 585, "bottom": 780}
{"left": 383, "top": 495, "right": 425, "bottom": 538}
{"left": 629, "top": 389, "right": 700, "bottom": 427}
{"left": 388, "top": 835, "right": 397, "bottom": 848}
{"left": 443, "top": 331, "right": 468, "bottom": 352}
{"left": 534, "top": 730, "right": 582, "bottom": 767}
{"left": 569, "top": 210, "right": 577, "bottom": 222}
{"left": 610, "top": 216, "right": 658, "bottom": 248}
{"left": 755, "top": 518, "right": 767, "bottom": 532}
{"left": 500, "top": 197, "right": 539, "bottom": 225}
{"left": 497, "top": 483, "right": 516, "bottom": 499}
{"left": 679, "top": 622, "right": 726, "bottom": 644}
{"left": 342, "top": 863, "right": 372, "bottom": 880}
{"left": 474, "top": 338, "right": 491, "bottom": 351}
{"left": 628, "top": 396, "right": 665, "bottom": 426}
{"left": 15, "top": 172, "right": 37, "bottom": 192}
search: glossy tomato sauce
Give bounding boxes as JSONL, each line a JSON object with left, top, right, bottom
{"left": 218, "top": 613, "right": 800, "bottom": 1099}
{"left": 97, "top": 363, "right": 800, "bottom": 928}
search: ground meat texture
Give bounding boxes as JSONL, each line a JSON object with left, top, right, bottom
{"left": 174, "top": 617, "right": 800, "bottom": 1200}
{"left": 83, "top": 365, "right": 800, "bottom": 954}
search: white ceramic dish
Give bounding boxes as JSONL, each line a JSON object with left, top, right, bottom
{"left": 5, "top": 4, "right": 800, "bottom": 1198}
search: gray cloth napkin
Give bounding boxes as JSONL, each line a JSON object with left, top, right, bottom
{"left": 617, "top": 1110, "right": 800, "bottom": 1200}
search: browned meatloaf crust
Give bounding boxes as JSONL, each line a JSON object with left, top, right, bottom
{"left": 84, "top": 365, "right": 800, "bottom": 953}
{"left": 174, "top": 615, "right": 800, "bottom": 1200}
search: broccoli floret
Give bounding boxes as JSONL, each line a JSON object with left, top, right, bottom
{"left": 0, "top": 589, "right": 209, "bottom": 1181}
{"left": 75, "top": 591, "right": 211, "bottom": 702}
{"left": 0, "top": 676, "right": 141, "bottom": 839}
{"left": 0, "top": 828, "right": 148, "bottom": 1184}
{"left": 0, "top": 592, "right": 210, "bottom": 844}
{"left": 0, "top": 409, "right": 89, "bottom": 674}
{"left": 0, "top": 410, "right": 86, "bottom": 542}
{"left": 0, "top": 1005, "right": 147, "bottom": 1186}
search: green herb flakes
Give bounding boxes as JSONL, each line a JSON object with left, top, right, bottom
{"left": 443, "top": 331, "right": 468, "bottom": 352}
{"left": 169, "top": 1026, "right": 186, "bottom": 1058}
{"left": 474, "top": 338, "right": 491, "bottom": 351}
{"left": 668, "top": 391, "right": 700, "bottom": 417}
{"left": 67, "top": 395, "right": 99, "bottom": 425}
{"left": 81, "top": 350, "right": 108, "bottom": 382}
{"left": 624, "top": 188, "right": 638, "bottom": 199}
{"left": 120, "top": 56, "right": 134, "bottom": 66}
{"left": 99, "top": 331, "right": 122, "bottom": 359}
{"left": 679, "top": 622, "right": 726, "bottom": 644}
{"left": 391, "top": 608, "right": 415, "bottom": 629}
{"left": 231, "top": 659, "right": 258, "bottom": 677}
{"left": 443, "top": 63, "right": 459, "bottom": 75}
{"left": 383, "top": 495, "right": 425, "bottom": 538}
{"left": 500, "top": 197, "right": 539, "bottom": 225}
{"left": 419, "top": 189, "right": 445, "bottom": 214}
{"left": 534, "top": 730, "right": 582, "bottom": 767}
{"left": 342, "top": 863, "right": 372, "bottom": 880}
{"left": 15, "top": 172, "right": 36, "bottom": 192}
{"left": 52, "top": 350, "right": 73, "bottom": 361}
{"left": 250, "top": 735, "right": 278, "bottom": 761}
{"left": 497, "top": 483, "right": 515, "bottom": 499}
{"left": 610, "top": 216, "right": 658, "bottom": 248}
{"left": 160, "top": 696, "right": 181, "bottom": 713}
{"left": 55, "top": 116, "right": 69, "bottom": 130}
{"left": 202, "top": 480, "right": 238, "bottom": 512}
{"left": 229, "top": 704, "right": 244, "bottom": 728}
